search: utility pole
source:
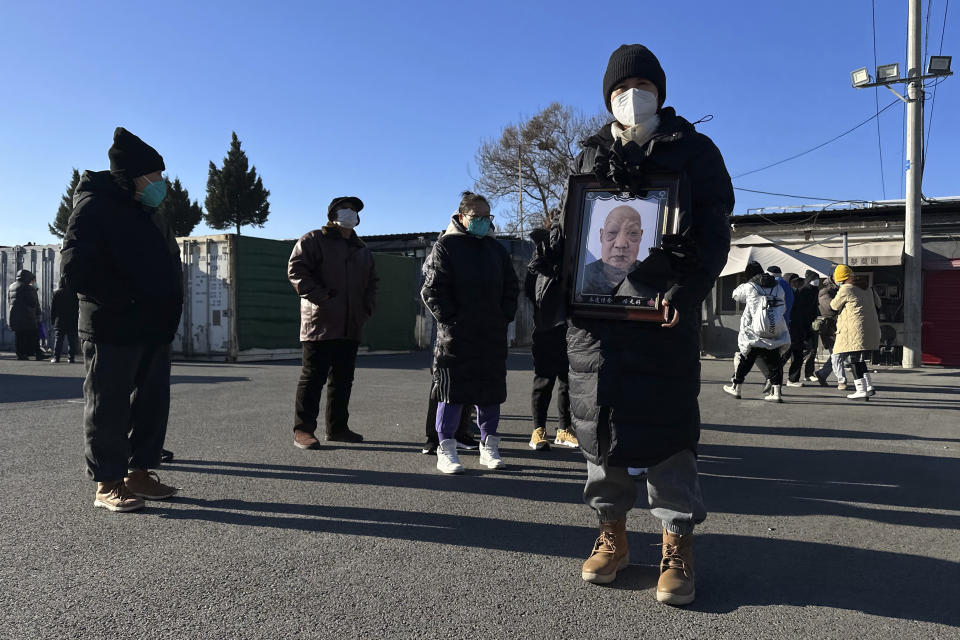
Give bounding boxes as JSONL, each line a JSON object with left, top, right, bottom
{"left": 903, "top": 0, "right": 923, "bottom": 368}
{"left": 850, "top": 1, "right": 953, "bottom": 369}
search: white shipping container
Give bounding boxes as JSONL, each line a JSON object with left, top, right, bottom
{"left": 0, "top": 244, "right": 61, "bottom": 350}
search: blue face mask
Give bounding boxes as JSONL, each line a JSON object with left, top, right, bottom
{"left": 139, "top": 178, "right": 166, "bottom": 208}
{"left": 466, "top": 217, "right": 491, "bottom": 237}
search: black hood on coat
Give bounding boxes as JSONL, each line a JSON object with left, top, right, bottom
{"left": 15, "top": 269, "right": 35, "bottom": 283}
{"left": 73, "top": 170, "right": 136, "bottom": 210}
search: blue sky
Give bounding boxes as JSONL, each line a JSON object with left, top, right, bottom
{"left": 0, "top": 1, "right": 956, "bottom": 245}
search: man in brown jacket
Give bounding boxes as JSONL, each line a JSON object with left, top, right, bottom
{"left": 287, "top": 196, "right": 378, "bottom": 448}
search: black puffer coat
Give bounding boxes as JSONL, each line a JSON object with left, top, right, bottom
{"left": 421, "top": 215, "right": 520, "bottom": 406}
{"left": 535, "top": 109, "right": 734, "bottom": 467}
{"left": 50, "top": 281, "right": 80, "bottom": 332}
{"left": 6, "top": 270, "right": 41, "bottom": 331}
{"left": 61, "top": 171, "right": 183, "bottom": 345}
{"left": 526, "top": 229, "right": 568, "bottom": 378}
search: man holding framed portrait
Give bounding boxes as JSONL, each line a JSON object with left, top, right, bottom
{"left": 531, "top": 44, "right": 734, "bottom": 606}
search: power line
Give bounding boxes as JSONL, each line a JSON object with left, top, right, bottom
{"left": 923, "top": 0, "right": 949, "bottom": 175}
{"left": 732, "top": 99, "right": 900, "bottom": 179}
{"left": 872, "top": 0, "right": 887, "bottom": 198}
{"left": 734, "top": 187, "right": 867, "bottom": 202}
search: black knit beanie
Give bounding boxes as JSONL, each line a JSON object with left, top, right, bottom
{"left": 743, "top": 261, "right": 764, "bottom": 280}
{"left": 108, "top": 127, "right": 165, "bottom": 178}
{"left": 603, "top": 44, "right": 666, "bottom": 111}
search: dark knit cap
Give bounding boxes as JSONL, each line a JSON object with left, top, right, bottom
{"left": 766, "top": 265, "right": 782, "bottom": 275}
{"left": 327, "top": 196, "right": 364, "bottom": 220}
{"left": 603, "top": 44, "right": 667, "bottom": 111}
{"left": 108, "top": 127, "right": 164, "bottom": 178}
{"left": 744, "top": 261, "right": 764, "bottom": 279}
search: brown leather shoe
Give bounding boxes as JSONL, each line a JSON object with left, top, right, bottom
{"left": 124, "top": 469, "right": 178, "bottom": 500}
{"left": 656, "top": 530, "right": 695, "bottom": 606}
{"left": 94, "top": 481, "right": 144, "bottom": 512}
{"left": 294, "top": 429, "right": 321, "bottom": 450}
{"left": 581, "top": 519, "right": 629, "bottom": 584}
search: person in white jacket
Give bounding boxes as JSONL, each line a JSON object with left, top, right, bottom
{"left": 723, "top": 266, "right": 791, "bottom": 402}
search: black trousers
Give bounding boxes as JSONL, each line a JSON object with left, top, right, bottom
{"left": 531, "top": 372, "right": 571, "bottom": 430}
{"left": 82, "top": 341, "right": 171, "bottom": 482}
{"left": 14, "top": 329, "right": 39, "bottom": 359}
{"left": 54, "top": 329, "right": 79, "bottom": 361}
{"left": 294, "top": 339, "right": 359, "bottom": 436}
{"left": 786, "top": 334, "right": 818, "bottom": 382}
{"left": 734, "top": 347, "right": 783, "bottom": 385}
{"left": 424, "top": 389, "right": 474, "bottom": 442}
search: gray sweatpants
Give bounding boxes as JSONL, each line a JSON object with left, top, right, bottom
{"left": 584, "top": 449, "right": 706, "bottom": 535}
{"left": 82, "top": 341, "right": 172, "bottom": 482}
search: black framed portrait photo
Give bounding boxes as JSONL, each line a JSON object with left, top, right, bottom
{"left": 561, "top": 173, "right": 680, "bottom": 321}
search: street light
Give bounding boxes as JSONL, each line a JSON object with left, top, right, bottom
{"left": 927, "top": 55, "right": 952, "bottom": 74}
{"left": 851, "top": 67, "right": 871, "bottom": 87}
{"left": 877, "top": 63, "right": 900, "bottom": 82}
{"left": 848, "top": 0, "right": 953, "bottom": 369}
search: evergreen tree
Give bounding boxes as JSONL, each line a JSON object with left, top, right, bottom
{"left": 49, "top": 168, "right": 81, "bottom": 239}
{"left": 158, "top": 177, "right": 204, "bottom": 237}
{"left": 204, "top": 132, "right": 270, "bottom": 235}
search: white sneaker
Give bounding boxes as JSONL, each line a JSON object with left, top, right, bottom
{"left": 786, "top": 380, "right": 804, "bottom": 387}
{"left": 436, "top": 439, "right": 464, "bottom": 474}
{"left": 722, "top": 382, "right": 741, "bottom": 398}
{"left": 479, "top": 435, "right": 505, "bottom": 469}
{"left": 806, "top": 375, "right": 820, "bottom": 383}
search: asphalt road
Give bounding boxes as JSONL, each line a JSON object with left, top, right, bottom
{"left": 0, "top": 350, "right": 957, "bottom": 639}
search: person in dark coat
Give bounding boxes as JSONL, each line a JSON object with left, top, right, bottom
{"left": 421, "top": 227, "right": 479, "bottom": 455}
{"left": 420, "top": 191, "right": 519, "bottom": 474}
{"left": 6, "top": 269, "right": 43, "bottom": 360}
{"left": 785, "top": 270, "right": 821, "bottom": 385}
{"left": 526, "top": 227, "right": 577, "bottom": 451}
{"left": 61, "top": 127, "right": 184, "bottom": 512}
{"left": 288, "top": 196, "right": 379, "bottom": 448}
{"left": 530, "top": 45, "right": 733, "bottom": 606}
{"left": 49, "top": 277, "right": 80, "bottom": 363}
{"left": 812, "top": 278, "right": 847, "bottom": 389}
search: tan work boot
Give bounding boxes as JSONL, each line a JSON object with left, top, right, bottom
{"left": 581, "top": 519, "right": 629, "bottom": 584}
{"left": 125, "top": 469, "right": 178, "bottom": 500}
{"left": 94, "top": 480, "right": 145, "bottom": 512}
{"left": 656, "top": 530, "right": 695, "bottom": 606}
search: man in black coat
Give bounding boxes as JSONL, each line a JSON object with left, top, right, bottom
{"left": 49, "top": 277, "right": 80, "bottom": 363}
{"left": 531, "top": 45, "right": 733, "bottom": 606}
{"left": 526, "top": 228, "right": 577, "bottom": 451}
{"left": 6, "top": 269, "right": 43, "bottom": 360}
{"left": 61, "top": 127, "right": 183, "bottom": 513}
{"left": 420, "top": 191, "right": 519, "bottom": 474}
{"left": 785, "top": 270, "right": 821, "bottom": 385}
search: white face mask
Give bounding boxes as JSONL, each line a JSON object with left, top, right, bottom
{"left": 334, "top": 208, "right": 359, "bottom": 229}
{"left": 611, "top": 88, "right": 658, "bottom": 128}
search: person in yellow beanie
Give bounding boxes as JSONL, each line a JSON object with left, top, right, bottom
{"left": 830, "top": 265, "right": 882, "bottom": 400}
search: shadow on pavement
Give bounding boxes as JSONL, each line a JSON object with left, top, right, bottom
{"left": 152, "top": 498, "right": 959, "bottom": 626}
{"left": 704, "top": 423, "right": 960, "bottom": 443}
{"left": 168, "top": 437, "right": 960, "bottom": 530}
{"left": 0, "top": 373, "right": 249, "bottom": 404}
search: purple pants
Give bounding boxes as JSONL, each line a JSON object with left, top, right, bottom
{"left": 436, "top": 402, "right": 500, "bottom": 442}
